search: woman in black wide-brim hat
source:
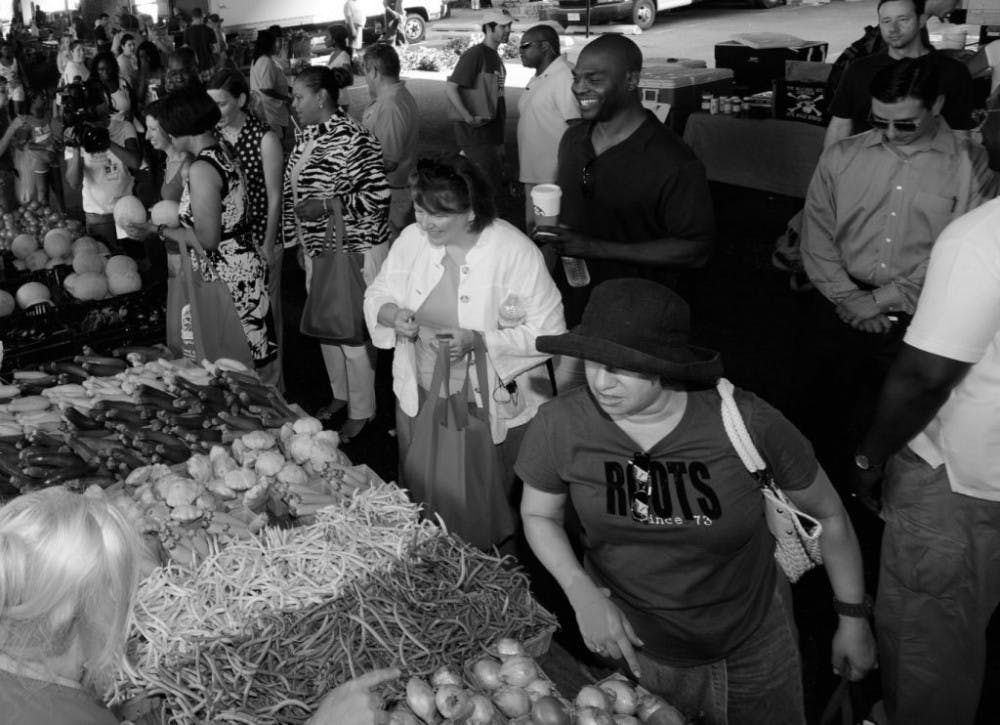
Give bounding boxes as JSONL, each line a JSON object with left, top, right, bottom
{"left": 515, "top": 278, "right": 876, "bottom": 725}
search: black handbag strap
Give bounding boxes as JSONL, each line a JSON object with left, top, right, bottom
{"left": 471, "top": 332, "right": 492, "bottom": 423}
{"left": 819, "top": 663, "right": 855, "bottom": 725}
{"left": 323, "top": 197, "right": 347, "bottom": 254}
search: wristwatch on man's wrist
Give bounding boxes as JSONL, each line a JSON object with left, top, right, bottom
{"left": 833, "top": 594, "right": 874, "bottom": 619}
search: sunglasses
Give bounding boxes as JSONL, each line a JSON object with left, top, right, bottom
{"left": 628, "top": 452, "right": 654, "bottom": 525}
{"left": 519, "top": 41, "right": 535, "bottom": 50}
{"left": 868, "top": 114, "right": 920, "bottom": 133}
{"left": 582, "top": 160, "right": 595, "bottom": 198}
{"left": 416, "top": 158, "right": 464, "bottom": 183}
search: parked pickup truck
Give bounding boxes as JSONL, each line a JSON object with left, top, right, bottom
{"left": 180, "top": 0, "right": 444, "bottom": 42}
{"left": 548, "top": 0, "right": 783, "bottom": 31}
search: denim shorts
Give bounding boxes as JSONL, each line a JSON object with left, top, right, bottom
{"left": 634, "top": 581, "right": 805, "bottom": 725}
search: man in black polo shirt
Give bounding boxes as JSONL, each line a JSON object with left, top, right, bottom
{"left": 824, "top": 0, "right": 973, "bottom": 148}
{"left": 536, "top": 34, "right": 714, "bottom": 328}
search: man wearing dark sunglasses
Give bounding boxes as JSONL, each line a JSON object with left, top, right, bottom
{"left": 795, "top": 55, "right": 995, "bottom": 502}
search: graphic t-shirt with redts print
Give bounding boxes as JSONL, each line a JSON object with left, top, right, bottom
{"left": 515, "top": 385, "right": 817, "bottom": 666}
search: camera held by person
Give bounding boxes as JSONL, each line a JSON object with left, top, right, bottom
{"left": 60, "top": 79, "right": 112, "bottom": 153}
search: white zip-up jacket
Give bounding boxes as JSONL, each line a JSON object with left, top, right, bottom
{"left": 364, "top": 219, "right": 566, "bottom": 443}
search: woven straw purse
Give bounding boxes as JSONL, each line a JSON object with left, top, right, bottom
{"left": 717, "top": 378, "right": 823, "bottom": 582}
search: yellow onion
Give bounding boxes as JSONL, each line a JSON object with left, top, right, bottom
{"left": 613, "top": 716, "right": 642, "bottom": 725}
{"left": 387, "top": 705, "right": 419, "bottom": 725}
{"left": 430, "top": 664, "right": 464, "bottom": 688}
{"left": 467, "top": 693, "right": 498, "bottom": 725}
{"left": 530, "top": 694, "right": 572, "bottom": 725}
{"left": 495, "top": 637, "right": 527, "bottom": 658}
{"left": 525, "top": 677, "right": 554, "bottom": 701}
{"left": 645, "top": 701, "right": 687, "bottom": 725}
{"left": 576, "top": 706, "right": 615, "bottom": 725}
{"left": 576, "top": 684, "right": 612, "bottom": 712}
{"left": 493, "top": 685, "right": 531, "bottom": 717}
{"left": 601, "top": 679, "right": 639, "bottom": 715}
{"left": 499, "top": 655, "right": 538, "bottom": 687}
{"left": 405, "top": 677, "right": 437, "bottom": 723}
{"left": 435, "top": 685, "right": 472, "bottom": 719}
{"left": 471, "top": 655, "right": 503, "bottom": 690}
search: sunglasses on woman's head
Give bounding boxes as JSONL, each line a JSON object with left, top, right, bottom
{"left": 416, "top": 158, "right": 464, "bottom": 183}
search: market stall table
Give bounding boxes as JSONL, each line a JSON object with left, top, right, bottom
{"left": 683, "top": 114, "right": 826, "bottom": 199}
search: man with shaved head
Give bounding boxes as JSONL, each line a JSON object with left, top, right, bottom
{"left": 518, "top": 24, "right": 578, "bottom": 230}
{"left": 536, "top": 34, "right": 714, "bottom": 331}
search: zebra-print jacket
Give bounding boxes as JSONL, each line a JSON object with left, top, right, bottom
{"left": 281, "top": 112, "right": 391, "bottom": 255}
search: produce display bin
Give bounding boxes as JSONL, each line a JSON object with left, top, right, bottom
{"left": 638, "top": 65, "right": 735, "bottom": 133}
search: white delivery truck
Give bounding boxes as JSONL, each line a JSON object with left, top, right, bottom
{"left": 186, "top": 0, "right": 445, "bottom": 42}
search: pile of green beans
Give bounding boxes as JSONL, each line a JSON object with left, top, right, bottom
{"left": 137, "top": 533, "right": 558, "bottom": 724}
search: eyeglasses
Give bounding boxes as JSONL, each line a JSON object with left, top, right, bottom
{"left": 628, "top": 452, "right": 654, "bottom": 525}
{"left": 581, "top": 160, "right": 595, "bottom": 198}
{"left": 519, "top": 41, "right": 535, "bottom": 50}
{"left": 868, "top": 114, "right": 920, "bottom": 133}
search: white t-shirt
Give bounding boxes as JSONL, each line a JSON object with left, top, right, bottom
{"left": 905, "top": 197, "right": 1000, "bottom": 500}
{"left": 60, "top": 60, "right": 89, "bottom": 86}
{"left": 80, "top": 120, "right": 136, "bottom": 229}
{"left": 984, "top": 40, "right": 1000, "bottom": 94}
{"left": 516, "top": 56, "right": 579, "bottom": 185}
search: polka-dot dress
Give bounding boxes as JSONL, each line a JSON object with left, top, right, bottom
{"left": 220, "top": 113, "right": 271, "bottom": 251}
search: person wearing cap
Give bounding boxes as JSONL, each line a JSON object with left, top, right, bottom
{"left": 445, "top": 10, "right": 513, "bottom": 189}
{"left": 516, "top": 278, "right": 876, "bottom": 725}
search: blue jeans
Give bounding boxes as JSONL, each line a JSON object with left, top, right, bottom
{"left": 876, "top": 446, "right": 1000, "bottom": 725}
{"left": 635, "top": 581, "right": 805, "bottom": 725}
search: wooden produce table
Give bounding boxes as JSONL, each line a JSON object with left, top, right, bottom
{"left": 683, "top": 113, "right": 826, "bottom": 199}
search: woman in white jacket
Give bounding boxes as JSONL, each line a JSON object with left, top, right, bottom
{"left": 364, "top": 154, "right": 565, "bottom": 543}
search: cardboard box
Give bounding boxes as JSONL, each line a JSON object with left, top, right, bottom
{"left": 773, "top": 79, "right": 828, "bottom": 126}
{"left": 714, "top": 41, "right": 828, "bottom": 93}
{"left": 639, "top": 65, "right": 735, "bottom": 131}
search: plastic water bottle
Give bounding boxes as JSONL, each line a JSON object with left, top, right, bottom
{"left": 561, "top": 256, "right": 591, "bottom": 288}
{"left": 498, "top": 294, "right": 526, "bottom": 329}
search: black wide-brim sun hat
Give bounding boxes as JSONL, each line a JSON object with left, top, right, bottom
{"left": 537, "top": 278, "right": 723, "bottom": 385}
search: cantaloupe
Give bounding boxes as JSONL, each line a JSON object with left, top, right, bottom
{"left": 71, "top": 236, "right": 99, "bottom": 257}
{"left": 150, "top": 200, "right": 180, "bottom": 228}
{"left": 63, "top": 272, "right": 108, "bottom": 301}
{"left": 107, "top": 269, "right": 142, "bottom": 296}
{"left": 43, "top": 228, "right": 73, "bottom": 259}
{"left": 73, "top": 252, "right": 105, "bottom": 275}
{"left": 11, "top": 233, "right": 38, "bottom": 260}
{"left": 15, "top": 281, "right": 50, "bottom": 308}
{"left": 113, "top": 195, "right": 147, "bottom": 228}
{"left": 44, "top": 256, "right": 69, "bottom": 269}
{"left": 0, "top": 290, "right": 14, "bottom": 317}
{"left": 94, "top": 241, "right": 110, "bottom": 255}
{"left": 104, "top": 255, "right": 138, "bottom": 278}
{"left": 25, "top": 249, "right": 48, "bottom": 271}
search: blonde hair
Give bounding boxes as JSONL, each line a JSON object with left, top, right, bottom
{"left": 0, "top": 488, "right": 141, "bottom": 693}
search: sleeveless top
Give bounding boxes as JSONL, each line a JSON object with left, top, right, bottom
{"left": 220, "top": 113, "right": 269, "bottom": 250}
